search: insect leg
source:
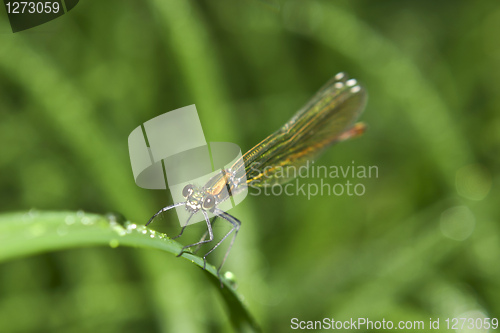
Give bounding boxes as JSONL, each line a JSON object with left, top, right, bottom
{"left": 193, "top": 215, "right": 219, "bottom": 254}
{"left": 209, "top": 208, "right": 241, "bottom": 287}
{"left": 177, "top": 210, "right": 214, "bottom": 257}
{"left": 145, "top": 202, "right": 186, "bottom": 226}
{"left": 172, "top": 212, "right": 194, "bottom": 239}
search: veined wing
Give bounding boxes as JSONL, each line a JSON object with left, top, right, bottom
{"left": 236, "top": 73, "right": 367, "bottom": 187}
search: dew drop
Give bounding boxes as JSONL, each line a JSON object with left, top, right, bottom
{"left": 224, "top": 271, "right": 238, "bottom": 288}
{"left": 23, "top": 209, "right": 38, "bottom": 221}
{"left": 106, "top": 212, "right": 127, "bottom": 226}
{"left": 28, "top": 208, "right": 38, "bottom": 218}
{"left": 125, "top": 223, "right": 137, "bottom": 234}
{"left": 109, "top": 239, "right": 120, "bottom": 248}
{"left": 136, "top": 225, "right": 147, "bottom": 234}
{"left": 65, "top": 215, "right": 75, "bottom": 225}
{"left": 110, "top": 221, "right": 126, "bottom": 236}
{"left": 81, "top": 216, "right": 94, "bottom": 226}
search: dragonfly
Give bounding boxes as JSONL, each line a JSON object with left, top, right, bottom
{"left": 146, "top": 72, "right": 368, "bottom": 280}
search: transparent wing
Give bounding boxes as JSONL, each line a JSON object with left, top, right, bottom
{"left": 236, "top": 74, "right": 367, "bottom": 187}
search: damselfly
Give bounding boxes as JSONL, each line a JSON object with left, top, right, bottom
{"left": 146, "top": 72, "right": 367, "bottom": 279}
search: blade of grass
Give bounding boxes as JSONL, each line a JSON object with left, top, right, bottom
{"left": 0, "top": 32, "right": 258, "bottom": 330}
{"left": 0, "top": 211, "right": 261, "bottom": 333}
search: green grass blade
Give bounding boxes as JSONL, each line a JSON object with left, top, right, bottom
{"left": 0, "top": 210, "right": 261, "bottom": 333}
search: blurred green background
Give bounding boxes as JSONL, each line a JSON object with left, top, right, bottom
{"left": 1, "top": 0, "right": 499, "bottom": 332}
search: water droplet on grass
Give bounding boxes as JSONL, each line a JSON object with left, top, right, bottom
{"left": 109, "top": 220, "right": 127, "bottom": 236}
{"left": 136, "top": 225, "right": 147, "bottom": 234}
{"left": 81, "top": 216, "right": 95, "bottom": 226}
{"left": 123, "top": 223, "right": 137, "bottom": 234}
{"left": 224, "top": 271, "right": 238, "bottom": 288}
{"left": 106, "top": 212, "right": 127, "bottom": 226}
{"left": 109, "top": 239, "right": 120, "bottom": 248}
{"left": 65, "top": 215, "right": 76, "bottom": 225}
{"left": 23, "top": 209, "right": 38, "bottom": 222}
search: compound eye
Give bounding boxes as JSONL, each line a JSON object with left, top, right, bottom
{"left": 203, "top": 194, "right": 216, "bottom": 210}
{"left": 182, "top": 184, "right": 194, "bottom": 198}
